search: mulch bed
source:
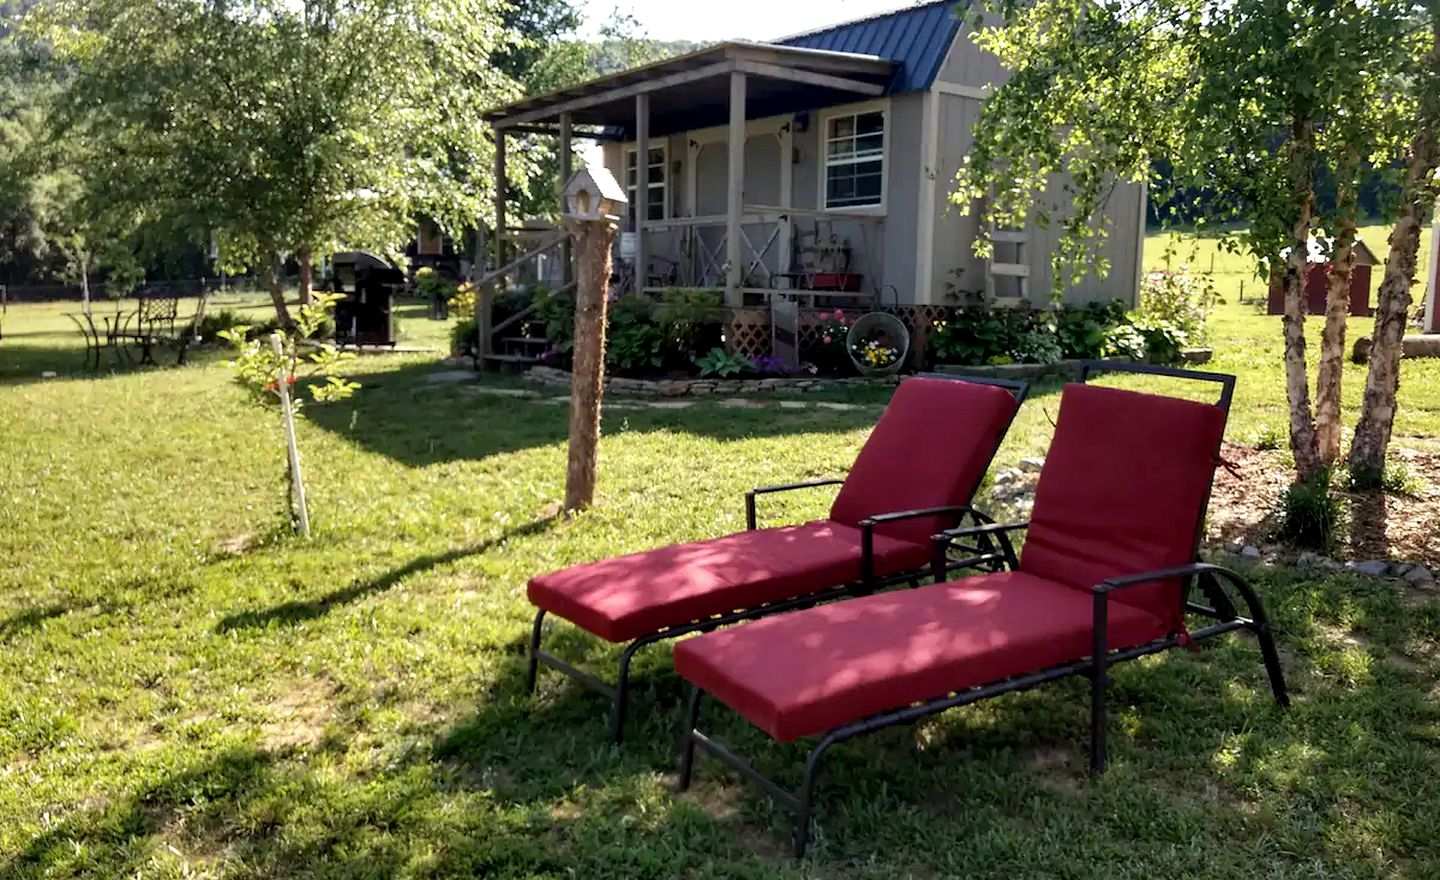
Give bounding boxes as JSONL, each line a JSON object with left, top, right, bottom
{"left": 1207, "top": 442, "right": 1440, "bottom": 566}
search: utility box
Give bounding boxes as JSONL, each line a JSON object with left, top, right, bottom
{"left": 330, "top": 251, "right": 402, "bottom": 346}
{"left": 1267, "top": 236, "right": 1377, "bottom": 318}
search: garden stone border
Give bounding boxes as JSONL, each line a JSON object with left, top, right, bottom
{"left": 524, "top": 364, "right": 901, "bottom": 397}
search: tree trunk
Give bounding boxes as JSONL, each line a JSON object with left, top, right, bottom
{"left": 1315, "top": 178, "right": 1358, "bottom": 466}
{"left": 297, "top": 245, "right": 314, "bottom": 306}
{"left": 263, "top": 251, "right": 294, "bottom": 330}
{"left": 563, "top": 219, "right": 618, "bottom": 512}
{"left": 1349, "top": 17, "right": 1440, "bottom": 484}
{"left": 1282, "top": 117, "right": 1322, "bottom": 483}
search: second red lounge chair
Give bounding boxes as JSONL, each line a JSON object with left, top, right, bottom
{"left": 673, "top": 362, "right": 1290, "bottom": 857}
{"left": 526, "top": 374, "right": 1027, "bottom": 741}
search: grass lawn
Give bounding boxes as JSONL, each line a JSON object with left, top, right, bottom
{"left": 1, "top": 245, "right": 1439, "bottom": 878}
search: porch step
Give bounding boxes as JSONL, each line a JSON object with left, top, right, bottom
{"left": 500, "top": 336, "right": 549, "bottom": 346}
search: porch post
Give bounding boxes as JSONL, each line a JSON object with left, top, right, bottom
{"left": 559, "top": 112, "right": 574, "bottom": 287}
{"left": 778, "top": 122, "right": 794, "bottom": 280}
{"left": 725, "top": 71, "right": 747, "bottom": 306}
{"left": 493, "top": 128, "right": 507, "bottom": 268}
{"left": 635, "top": 93, "right": 650, "bottom": 296}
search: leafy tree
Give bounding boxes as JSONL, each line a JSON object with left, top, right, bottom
{"left": 952, "top": 0, "right": 1420, "bottom": 486}
{"left": 25, "top": 0, "right": 519, "bottom": 326}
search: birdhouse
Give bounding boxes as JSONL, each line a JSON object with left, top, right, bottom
{"left": 563, "top": 167, "right": 627, "bottom": 223}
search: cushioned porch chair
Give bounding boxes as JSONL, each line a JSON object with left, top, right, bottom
{"left": 526, "top": 374, "right": 1028, "bottom": 742}
{"left": 673, "top": 362, "right": 1290, "bottom": 857}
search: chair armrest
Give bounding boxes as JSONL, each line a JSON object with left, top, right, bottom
{"left": 744, "top": 478, "right": 844, "bottom": 530}
{"left": 930, "top": 521, "right": 1029, "bottom": 583}
{"left": 1092, "top": 562, "right": 1217, "bottom": 595}
{"left": 857, "top": 505, "right": 974, "bottom": 582}
{"left": 1089, "top": 562, "right": 1217, "bottom": 659}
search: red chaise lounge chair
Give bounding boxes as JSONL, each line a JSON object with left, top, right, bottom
{"left": 526, "top": 374, "right": 1028, "bottom": 742}
{"left": 673, "top": 362, "right": 1290, "bottom": 857}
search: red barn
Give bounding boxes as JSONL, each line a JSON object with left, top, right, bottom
{"left": 1267, "top": 236, "right": 1378, "bottom": 318}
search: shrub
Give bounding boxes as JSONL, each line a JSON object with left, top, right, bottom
{"left": 1132, "top": 315, "right": 1189, "bottom": 364}
{"left": 1054, "top": 300, "right": 1130, "bottom": 359}
{"left": 535, "top": 286, "right": 576, "bottom": 359}
{"left": 695, "top": 347, "right": 752, "bottom": 378}
{"left": 1249, "top": 424, "right": 1287, "bottom": 451}
{"left": 1277, "top": 468, "right": 1342, "bottom": 550}
{"left": 654, "top": 288, "right": 723, "bottom": 357}
{"left": 605, "top": 294, "right": 665, "bottom": 373}
{"left": 1346, "top": 461, "right": 1419, "bottom": 495}
{"left": 1137, "top": 269, "right": 1219, "bottom": 343}
{"left": 197, "top": 309, "right": 250, "bottom": 343}
{"left": 450, "top": 318, "right": 478, "bottom": 356}
{"left": 413, "top": 266, "right": 457, "bottom": 303}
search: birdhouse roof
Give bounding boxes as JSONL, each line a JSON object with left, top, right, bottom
{"left": 564, "top": 166, "right": 626, "bottom": 203}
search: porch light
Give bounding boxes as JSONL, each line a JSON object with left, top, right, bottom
{"left": 563, "top": 167, "right": 628, "bottom": 223}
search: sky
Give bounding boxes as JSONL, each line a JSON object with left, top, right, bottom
{"left": 576, "top": 0, "right": 915, "bottom": 42}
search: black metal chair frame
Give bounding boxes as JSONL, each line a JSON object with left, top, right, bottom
{"left": 526, "top": 374, "right": 1031, "bottom": 743}
{"left": 676, "top": 361, "right": 1289, "bottom": 858}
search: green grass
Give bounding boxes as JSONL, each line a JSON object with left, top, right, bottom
{"left": 0, "top": 255, "right": 1438, "bottom": 878}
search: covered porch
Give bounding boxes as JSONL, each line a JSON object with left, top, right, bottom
{"left": 482, "top": 41, "right": 897, "bottom": 307}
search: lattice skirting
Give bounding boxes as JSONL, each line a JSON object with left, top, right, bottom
{"left": 721, "top": 306, "right": 956, "bottom": 364}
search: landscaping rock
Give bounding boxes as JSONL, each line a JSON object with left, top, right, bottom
{"left": 1296, "top": 551, "right": 1325, "bottom": 569}
{"left": 1346, "top": 560, "right": 1391, "bottom": 577}
{"left": 1240, "top": 545, "right": 1263, "bottom": 560}
{"left": 1402, "top": 565, "right": 1435, "bottom": 586}
{"left": 1018, "top": 457, "right": 1045, "bottom": 474}
{"left": 778, "top": 400, "right": 809, "bottom": 410}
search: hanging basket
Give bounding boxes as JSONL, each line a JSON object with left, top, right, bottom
{"left": 845, "top": 311, "right": 910, "bottom": 377}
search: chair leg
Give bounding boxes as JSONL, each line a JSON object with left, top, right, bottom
{"left": 1253, "top": 622, "right": 1291, "bottom": 708}
{"left": 794, "top": 739, "right": 832, "bottom": 859}
{"left": 612, "top": 640, "right": 645, "bottom": 744}
{"left": 1090, "top": 592, "right": 1109, "bottom": 775}
{"left": 677, "top": 686, "right": 701, "bottom": 792}
{"left": 525, "top": 609, "right": 546, "bottom": 695}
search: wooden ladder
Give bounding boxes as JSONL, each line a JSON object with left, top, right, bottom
{"left": 985, "top": 228, "right": 1030, "bottom": 303}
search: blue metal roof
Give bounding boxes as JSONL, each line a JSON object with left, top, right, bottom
{"left": 775, "top": 1, "right": 965, "bottom": 94}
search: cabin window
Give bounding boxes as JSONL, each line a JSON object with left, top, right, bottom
{"left": 822, "top": 109, "right": 885, "bottom": 209}
{"left": 624, "top": 145, "right": 668, "bottom": 223}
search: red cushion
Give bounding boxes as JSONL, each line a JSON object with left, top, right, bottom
{"left": 674, "top": 571, "right": 1169, "bottom": 742}
{"left": 829, "top": 376, "right": 1019, "bottom": 544}
{"left": 1020, "top": 383, "right": 1227, "bottom": 632}
{"left": 527, "top": 520, "right": 931, "bottom": 643}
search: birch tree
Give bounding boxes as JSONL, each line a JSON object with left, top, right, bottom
{"left": 953, "top": 0, "right": 1411, "bottom": 486}
{"left": 1349, "top": 6, "right": 1440, "bottom": 484}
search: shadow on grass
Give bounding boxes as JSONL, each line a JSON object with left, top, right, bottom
{"left": 300, "top": 360, "right": 896, "bottom": 468}
{"left": 214, "top": 516, "right": 558, "bottom": 632}
{"left": 8, "top": 571, "right": 1440, "bottom": 877}
{"left": 0, "top": 602, "right": 77, "bottom": 642}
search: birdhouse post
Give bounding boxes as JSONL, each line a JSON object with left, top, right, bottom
{"left": 560, "top": 167, "right": 627, "bottom": 511}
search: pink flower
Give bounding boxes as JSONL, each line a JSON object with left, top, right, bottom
{"left": 833, "top": 309, "right": 845, "bottom": 318}
{"left": 823, "top": 335, "right": 832, "bottom": 344}
{"left": 817, "top": 310, "right": 831, "bottom": 320}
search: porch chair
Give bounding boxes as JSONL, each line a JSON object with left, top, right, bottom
{"left": 674, "top": 362, "right": 1290, "bottom": 858}
{"left": 526, "top": 374, "right": 1029, "bottom": 742}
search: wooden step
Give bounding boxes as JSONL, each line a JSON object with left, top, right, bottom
{"left": 499, "top": 336, "right": 549, "bottom": 346}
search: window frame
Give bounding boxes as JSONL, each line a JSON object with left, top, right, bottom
{"left": 817, "top": 101, "right": 889, "bottom": 214}
{"left": 622, "top": 141, "right": 670, "bottom": 224}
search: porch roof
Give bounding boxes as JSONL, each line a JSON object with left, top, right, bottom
{"left": 482, "top": 41, "right": 896, "bottom": 139}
